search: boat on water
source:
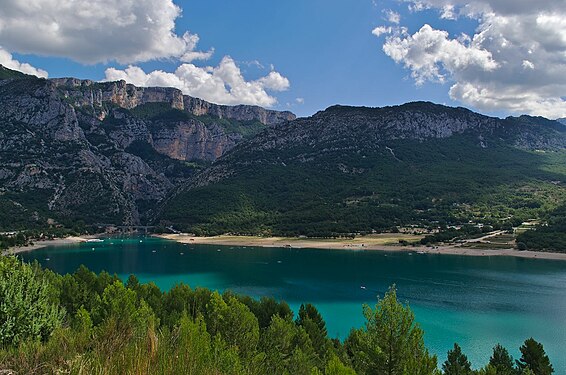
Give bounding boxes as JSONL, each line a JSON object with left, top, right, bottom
{"left": 86, "top": 239, "right": 104, "bottom": 243}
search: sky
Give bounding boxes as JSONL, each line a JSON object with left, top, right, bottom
{"left": 1, "top": 0, "right": 565, "bottom": 119}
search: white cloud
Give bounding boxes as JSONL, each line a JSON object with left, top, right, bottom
{"left": 296, "top": 98, "right": 305, "bottom": 104}
{"left": 104, "top": 56, "right": 290, "bottom": 107}
{"left": 0, "top": 47, "right": 48, "bottom": 77}
{"left": 383, "top": 10, "right": 401, "bottom": 24}
{"left": 0, "top": 0, "right": 211, "bottom": 64}
{"left": 522, "top": 60, "right": 535, "bottom": 70}
{"left": 372, "top": 26, "right": 394, "bottom": 37}
{"left": 382, "top": 24, "right": 498, "bottom": 85}
{"left": 376, "top": 0, "right": 566, "bottom": 118}
{"left": 440, "top": 5, "right": 456, "bottom": 19}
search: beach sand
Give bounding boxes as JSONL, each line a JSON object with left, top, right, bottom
{"left": 156, "top": 234, "right": 566, "bottom": 261}
{"left": 2, "top": 236, "right": 97, "bottom": 256}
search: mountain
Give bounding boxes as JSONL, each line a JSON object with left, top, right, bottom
{"left": 0, "top": 65, "right": 295, "bottom": 229}
{"left": 558, "top": 118, "right": 566, "bottom": 126}
{"left": 159, "top": 103, "right": 566, "bottom": 236}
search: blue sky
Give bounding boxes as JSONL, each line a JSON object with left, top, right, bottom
{"left": 2, "top": 0, "right": 566, "bottom": 118}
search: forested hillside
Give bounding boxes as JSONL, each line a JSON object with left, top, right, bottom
{"left": 160, "top": 104, "right": 566, "bottom": 239}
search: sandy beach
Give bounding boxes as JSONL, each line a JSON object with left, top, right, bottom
{"left": 2, "top": 236, "right": 98, "bottom": 256}
{"left": 156, "top": 234, "right": 566, "bottom": 261}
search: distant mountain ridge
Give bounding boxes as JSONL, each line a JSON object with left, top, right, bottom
{"left": 0, "top": 65, "right": 294, "bottom": 229}
{"left": 2, "top": 64, "right": 566, "bottom": 235}
{"left": 51, "top": 78, "right": 295, "bottom": 125}
{"left": 189, "top": 102, "right": 566, "bottom": 188}
{"left": 160, "top": 102, "right": 566, "bottom": 236}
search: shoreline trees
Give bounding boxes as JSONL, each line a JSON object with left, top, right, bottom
{"left": 0, "top": 257, "right": 555, "bottom": 374}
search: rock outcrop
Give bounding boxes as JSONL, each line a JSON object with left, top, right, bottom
{"left": 51, "top": 78, "right": 295, "bottom": 125}
{"left": 190, "top": 102, "right": 566, "bottom": 188}
{"left": 0, "top": 65, "right": 295, "bottom": 228}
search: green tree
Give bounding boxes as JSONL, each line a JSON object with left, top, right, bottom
{"left": 324, "top": 354, "right": 356, "bottom": 375}
{"left": 345, "top": 285, "right": 438, "bottom": 375}
{"left": 488, "top": 344, "right": 516, "bottom": 375}
{"left": 516, "top": 338, "right": 554, "bottom": 375}
{"left": 297, "top": 303, "right": 331, "bottom": 361}
{"left": 0, "top": 256, "right": 64, "bottom": 347}
{"left": 206, "top": 291, "right": 260, "bottom": 358}
{"left": 100, "top": 280, "right": 155, "bottom": 337}
{"left": 260, "top": 315, "right": 318, "bottom": 374}
{"left": 442, "top": 343, "right": 473, "bottom": 375}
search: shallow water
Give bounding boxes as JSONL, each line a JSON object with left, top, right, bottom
{"left": 20, "top": 235, "right": 566, "bottom": 371}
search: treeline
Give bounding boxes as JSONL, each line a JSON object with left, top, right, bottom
{"left": 516, "top": 205, "right": 566, "bottom": 253}
{"left": 0, "top": 228, "right": 87, "bottom": 250}
{"left": 0, "top": 257, "right": 555, "bottom": 374}
{"left": 160, "top": 133, "right": 566, "bottom": 240}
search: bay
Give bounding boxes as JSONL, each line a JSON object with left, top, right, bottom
{"left": 20, "top": 235, "right": 566, "bottom": 371}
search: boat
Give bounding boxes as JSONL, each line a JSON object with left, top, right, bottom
{"left": 360, "top": 285, "right": 366, "bottom": 289}
{"left": 86, "top": 239, "right": 104, "bottom": 243}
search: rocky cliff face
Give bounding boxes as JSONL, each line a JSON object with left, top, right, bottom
{"left": 51, "top": 78, "right": 295, "bottom": 125}
{"left": 191, "top": 102, "right": 566, "bottom": 188}
{"left": 160, "top": 102, "right": 566, "bottom": 236}
{"left": 251, "top": 103, "right": 566, "bottom": 152}
{"left": 0, "top": 65, "right": 295, "bottom": 228}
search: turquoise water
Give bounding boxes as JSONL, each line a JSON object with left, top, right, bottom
{"left": 20, "top": 236, "right": 566, "bottom": 371}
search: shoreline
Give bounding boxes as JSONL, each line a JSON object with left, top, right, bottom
{"left": 156, "top": 234, "right": 566, "bottom": 261}
{"left": 1, "top": 235, "right": 99, "bottom": 256}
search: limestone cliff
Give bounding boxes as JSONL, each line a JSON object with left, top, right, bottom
{"left": 51, "top": 78, "right": 295, "bottom": 125}
{"left": 0, "top": 65, "right": 295, "bottom": 228}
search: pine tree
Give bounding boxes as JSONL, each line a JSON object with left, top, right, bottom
{"left": 516, "top": 338, "right": 554, "bottom": 375}
{"left": 346, "top": 285, "right": 438, "bottom": 375}
{"left": 442, "top": 343, "right": 473, "bottom": 375}
{"left": 488, "top": 344, "right": 516, "bottom": 375}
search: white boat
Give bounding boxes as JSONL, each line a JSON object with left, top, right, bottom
{"left": 86, "top": 239, "right": 104, "bottom": 243}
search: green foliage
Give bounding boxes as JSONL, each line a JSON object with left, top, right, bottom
{"left": 259, "top": 315, "right": 319, "bottom": 374}
{"left": 516, "top": 205, "right": 566, "bottom": 252}
{"left": 99, "top": 281, "right": 156, "bottom": 337}
{"left": 129, "top": 102, "right": 193, "bottom": 122}
{"left": 488, "top": 344, "right": 516, "bottom": 375}
{"left": 198, "top": 115, "right": 267, "bottom": 138}
{"left": 161, "top": 134, "right": 566, "bottom": 239}
{"left": 345, "top": 285, "right": 438, "bottom": 375}
{"left": 129, "top": 102, "right": 267, "bottom": 139}
{"left": 0, "top": 65, "right": 32, "bottom": 80}
{"left": 516, "top": 338, "right": 554, "bottom": 375}
{"left": 442, "top": 343, "right": 473, "bottom": 375}
{"left": 325, "top": 355, "right": 357, "bottom": 375}
{"left": 206, "top": 291, "right": 260, "bottom": 358}
{"left": 0, "top": 257, "right": 63, "bottom": 347}
{"left": 0, "top": 260, "right": 556, "bottom": 374}
{"left": 297, "top": 303, "right": 331, "bottom": 361}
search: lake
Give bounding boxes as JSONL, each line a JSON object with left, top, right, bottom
{"left": 19, "top": 235, "right": 566, "bottom": 371}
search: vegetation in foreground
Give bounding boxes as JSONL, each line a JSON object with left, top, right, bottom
{"left": 0, "top": 257, "right": 555, "bottom": 374}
